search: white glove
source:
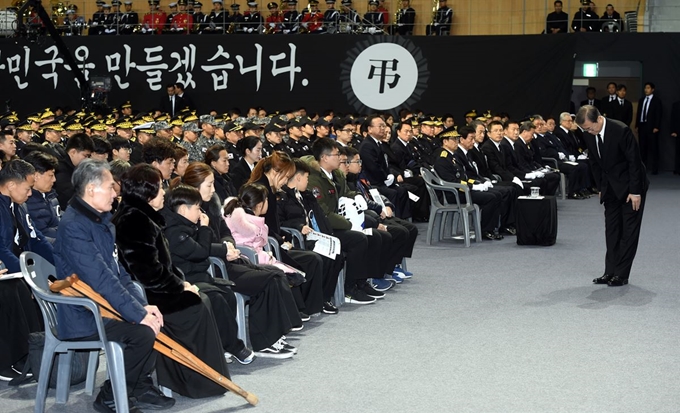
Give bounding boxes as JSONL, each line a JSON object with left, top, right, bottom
{"left": 525, "top": 172, "right": 536, "bottom": 180}
{"left": 577, "top": 154, "right": 587, "bottom": 160}
{"left": 91, "top": 21, "right": 99, "bottom": 26}
{"left": 512, "top": 177, "right": 524, "bottom": 188}
{"left": 558, "top": 152, "right": 566, "bottom": 160}
{"left": 484, "top": 181, "right": 493, "bottom": 189}
{"left": 269, "top": 23, "right": 275, "bottom": 27}
{"left": 472, "top": 184, "right": 486, "bottom": 191}
{"left": 534, "top": 171, "right": 545, "bottom": 178}
{"left": 283, "top": 29, "right": 290, "bottom": 34}
{"left": 568, "top": 155, "right": 576, "bottom": 162}
{"left": 384, "top": 174, "right": 395, "bottom": 187}
{"left": 368, "top": 27, "right": 377, "bottom": 34}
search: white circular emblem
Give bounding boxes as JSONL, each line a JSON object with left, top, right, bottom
{"left": 349, "top": 43, "right": 419, "bottom": 111}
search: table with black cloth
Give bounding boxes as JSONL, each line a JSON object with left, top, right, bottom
{"left": 515, "top": 195, "right": 558, "bottom": 246}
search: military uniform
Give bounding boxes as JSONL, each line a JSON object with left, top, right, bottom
{"left": 300, "top": 1, "right": 324, "bottom": 33}
{"left": 141, "top": 0, "right": 167, "bottom": 34}
{"left": 206, "top": 0, "right": 228, "bottom": 33}
{"left": 265, "top": 3, "right": 284, "bottom": 33}
{"left": 323, "top": 0, "right": 340, "bottom": 33}
{"left": 243, "top": 2, "right": 264, "bottom": 33}
{"left": 393, "top": 5, "right": 415, "bottom": 35}
{"left": 119, "top": 1, "right": 139, "bottom": 34}
{"left": 282, "top": 0, "right": 301, "bottom": 33}
{"left": 426, "top": 3, "right": 452, "bottom": 35}
{"left": 90, "top": 2, "right": 107, "bottom": 35}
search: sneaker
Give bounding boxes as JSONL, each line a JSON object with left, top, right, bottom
{"left": 290, "top": 324, "right": 304, "bottom": 332}
{"left": 254, "top": 345, "right": 295, "bottom": 359}
{"left": 344, "top": 287, "right": 376, "bottom": 305}
{"left": 299, "top": 312, "right": 311, "bottom": 322}
{"left": 393, "top": 265, "right": 413, "bottom": 279}
{"left": 322, "top": 301, "right": 339, "bottom": 314}
{"left": 277, "top": 338, "right": 298, "bottom": 355}
{"left": 133, "top": 387, "right": 176, "bottom": 410}
{"left": 361, "top": 281, "right": 385, "bottom": 299}
{"left": 231, "top": 347, "right": 255, "bottom": 365}
{"left": 385, "top": 273, "right": 404, "bottom": 284}
{"left": 370, "top": 278, "right": 395, "bottom": 292}
{"left": 93, "top": 391, "right": 142, "bottom": 413}
{"left": 0, "top": 367, "right": 21, "bottom": 382}
{"left": 223, "top": 353, "right": 234, "bottom": 364}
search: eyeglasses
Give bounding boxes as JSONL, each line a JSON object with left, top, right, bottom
{"left": 340, "top": 128, "right": 354, "bottom": 133}
{"left": 348, "top": 160, "right": 362, "bottom": 165}
{"left": 325, "top": 153, "right": 340, "bottom": 157}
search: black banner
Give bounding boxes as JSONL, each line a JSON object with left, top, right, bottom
{"left": 0, "top": 34, "right": 578, "bottom": 120}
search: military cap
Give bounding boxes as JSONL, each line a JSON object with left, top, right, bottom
{"left": 90, "top": 122, "right": 108, "bottom": 131}
{"left": 352, "top": 116, "right": 365, "bottom": 126}
{"left": 325, "top": 0, "right": 335, "bottom": 3}
{"left": 64, "top": 119, "right": 85, "bottom": 131}
{"left": 194, "top": 1, "right": 203, "bottom": 6}
{"left": 368, "top": 0, "right": 378, "bottom": 5}
{"left": 242, "top": 122, "right": 262, "bottom": 131}
{"left": 309, "top": 0, "right": 319, "bottom": 4}
{"left": 465, "top": 109, "right": 477, "bottom": 118}
{"left": 264, "top": 122, "right": 286, "bottom": 134}
{"left": 16, "top": 120, "right": 33, "bottom": 131}
{"left": 147, "top": 0, "right": 159, "bottom": 5}
{"left": 199, "top": 114, "right": 218, "bottom": 125}
{"left": 437, "top": 127, "right": 460, "bottom": 140}
{"left": 169, "top": 2, "right": 178, "bottom": 7}
{"left": 153, "top": 121, "right": 172, "bottom": 131}
{"left": 267, "top": 2, "right": 278, "bottom": 8}
{"left": 178, "top": 0, "right": 187, "bottom": 5}
{"left": 116, "top": 120, "right": 134, "bottom": 129}
{"left": 96, "top": 0, "right": 105, "bottom": 4}
{"left": 42, "top": 120, "right": 64, "bottom": 131}
{"left": 183, "top": 114, "right": 199, "bottom": 123}
{"left": 223, "top": 121, "right": 243, "bottom": 132}
{"left": 124, "top": 1, "right": 133, "bottom": 5}
{"left": 40, "top": 109, "right": 55, "bottom": 120}
{"left": 287, "top": 0, "right": 298, "bottom": 5}
{"left": 183, "top": 123, "right": 202, "bottom": 132}
{"left": 133, "top": 122, "right": 155, "bottom": 131}
{"left": 315, "top": 118, "right": 330, "bottom": 127}
{"left": 421, "top": 115, "right": 438, "bottom": 126}
{"left": 102, "top": 4, "right": 111, "bottom": 8}
{"left": 170, "top": 117, "right": 184, "bottom": 127}
{"left": 247, "top": 1, "right": 257, "bottom": 6}
{"left": 212, "top": 0, "right": 223, "bottom": 3}
{"left": 232, "top": 2, "right": 242, "bottom": 8}
{"left": 111, "top": 0, "right": 121, "bottom": 6}
{"left": 340, "top": 0, "right": 351, "bottom": 6}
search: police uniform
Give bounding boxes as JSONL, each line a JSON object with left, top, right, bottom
{"left": 322, "top": 0, "right": 339, "bottom": 33}
{"left": 426, "top": 1, "right": 452, "bottom": 35}
{"left": 363, "top": 0, "right": 383, "bottom": 33}
{"left": 338, "top": 0, "right": 360, "bottom": 33}
{"left": 119, "top": 1, "right": 139, "bottom": 34}
{"left": 282, "top": 0, "right": 301, "bottom": 33}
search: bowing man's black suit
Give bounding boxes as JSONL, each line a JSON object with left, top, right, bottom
{"left": 585, "top": 118, "right": 649, "bottom": 282}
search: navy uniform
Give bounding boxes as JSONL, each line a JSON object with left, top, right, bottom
{"left": 393, "top": 0, "right": 415, "bottom": 35}
{"left": 363, "top": 0, "right": 383, "bottom": 34}
{"left": 227, "top": 3, "right": 245, "bottom": 32}
{"left": 206, "top": 0, "right": 228, "bottom": 33}
{"left": 192, "top": 1, "right": 206, "bottom": 32}
{"left": 426, "top": 0, "right": 452, "bottom": 36}
{"left": 243, "top": 2, "right": 264, "bottom": 33}
{"left": 261, "top": 122, "right": 290, "bottom": 158}
{"left": 338, "top": 0, "right": 360, "bottom": 33}
{"left": 434, "top": 129, "right": 502, "bottom": 239}
{"left": 323, "top": 0, "right": 340, "bottom": 33}
{"left": 119, "top": 1, "right": 139, "bottom": 34}
{"left": 282, "top": 0, "right": 301, "bottom": 33}
{"left": 166, "top": 2, "right": 178, "bottom": 28}
{"left": 90, "top": 1, "right": 107, "bottom": 35}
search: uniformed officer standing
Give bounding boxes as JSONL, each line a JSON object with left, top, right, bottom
{"left": 90, "top": 1, "right": 106, "bottom": 35}
{"left": 338, "top": 0, "right": 360, "bottom": 33}
{"left": 265, "top": 2, "right": 284, "bottom": 33}
{"left": 227, "top": 3, "right": 245, "bottom": 32}
{"left": 301, "top": 0, "right": 324, "bottom": 33}
{"left": 426, "top": 0, "right": 452, "bottom": 35}
{"left": 141, "top": 0, "right": 167, "bottom": 34}
{"left": 206, "top": 0, "right": 228, "bottom": 33}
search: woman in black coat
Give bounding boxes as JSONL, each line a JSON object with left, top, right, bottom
{"left": 172, "top": 163, "right": 301, "bottom": 359}
{"left": 229, "top": 136, "right": 262, "bottom": 193}
{"left": 111, "top": 164, "right": 233, "bottom": 398}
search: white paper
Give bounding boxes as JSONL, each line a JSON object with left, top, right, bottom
{"left": 0, "top": 272, "right": 23, "bottom": 281}
{"left": 368, "top": 189, "right": 386, "bottom": 209}
{"left": 408, "top": 191, "right": 420, "bottom": 202}
{"left": 563, "top": 161, "right": 579, "bottom": 166}
{"left": 517, "top": 196, "right": 545, "bottom": 200}
{"left": 306, "top": 230, "right": 341, "bottom": 259}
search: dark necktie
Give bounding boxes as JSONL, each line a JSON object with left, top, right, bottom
{"left": 597, "top": 133, "right": 605, "bottom": 159}
{"left": 642, "top": 96, "right": 649, "bottom": 122}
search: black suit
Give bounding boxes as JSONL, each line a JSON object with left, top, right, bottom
{"left": 600, "top": 94, "right": 618, "bottom": 119}
{"left": 636, "top": 94, "right": 662, "bottom": 173}
{"left": 388, "top": 139, "right": 430, "bottom": 220}
{"left": 481, "top": 139, "right": 540, "bottom": 195}
{"left": 580, "top": 98, "right": 601, "bottom": 111}
{"left": 159, "top": 94, "right": 185, "bottom": 117}
{"left": 229, "top": 157, "right": 254, "bottom": 193}
{"left": 609, "top": 98, "right": 633, "bottom": 127}
{"left": 533, "top": 133, "right": 590, "bottom": 194}
{"left": 584, "top": 118, "right": 649, "bottom": 281}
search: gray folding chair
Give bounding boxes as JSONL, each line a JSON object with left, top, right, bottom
{"left": 20, "top": 252, "right": 128, "bottom": 413}
{"left": 542, "top": 157, "right": 567, "bottom": 200}
{"left": 207, "top": 256, "right": 249, "bottom": 346}
{"left": 421, "top": 168, "right": 482, "bottom": 247}
{"left": 281, "top": 227, "right": 305, "bottom": 249}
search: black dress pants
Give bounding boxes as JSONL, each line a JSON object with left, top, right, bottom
{"left": 288, "top": 249, "right": 324, "bottom": 315}
{"left": 603, "top": 191, "right": 646, "bottom": 280}
{"left": 333, "top": 228, "right": 372, "bottom": 289}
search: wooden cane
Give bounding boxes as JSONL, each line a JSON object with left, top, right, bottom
{"left": 49, "top": 274, "right": 259, "bottom": 406}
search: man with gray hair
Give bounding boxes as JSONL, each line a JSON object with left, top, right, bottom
{"left": 54, "top": 159, "right": 175, "bottom": 412}
{"left": 574, "top": 105, "right": 649, "bottom": 287}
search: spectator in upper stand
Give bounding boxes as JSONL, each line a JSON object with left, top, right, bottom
{"left": 601, "top": 3, "right": 623, "bottom": 31}
{"left": 54, "top": 133, "right": 94, "bottom": 209}
{"left": 546, "top": 0, "right": 569, "bottom": 33}
{"left": 572, "top": 1, "right": 598, "bottom": 32}
{"left": 23, "top": 151, "right": 61, "bottom": 243}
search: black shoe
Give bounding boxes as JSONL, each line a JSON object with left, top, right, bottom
{"left": 0, "top": 367, "right": 21, "bottom": 382}
{"left": 568, "top": 192, "right": 585, "bottom": 200}
{"left": 93, "top": 388, "right": 142, "bottom": 413}
{"left": 607, "top": 276, "right": 629, "bottom": 287}
{"left": 593, "top": 274, "right": 612, "bottom": 284}
{"left": 493, "top": 232, "right": 504, "bottom": 240}
{"left": 482, "top": 231, "right": 496, "bottom": 240}
{"left": 361, "top": 281, "right": 385, "bottom": 299}
{"left": 579, "top": 190, "right": 591, "bottom": 198}
{"left": 501, "top": 226, "right": 517, "bottom": 235}
{"left": 133, "top": 387, "right": 176, "bottom": 410}
{"left": 323, "top": 301, "right": 339, "bottom": 314}
{"left": 299, "top": 312, "right": 311, "bottom": 322}
{"left": 344, "top": 287, "right": 376, "bottom": 305}
{"left": 232, "top": 347, "right": 255, "bottom": 365}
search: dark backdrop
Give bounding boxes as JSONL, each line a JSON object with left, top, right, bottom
{"left": 0, "top": 33, "right": 678, "bottom": 170}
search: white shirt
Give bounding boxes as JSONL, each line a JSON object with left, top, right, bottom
{"left": 503, "top": 136, "right": 515, "bottom": 148}
{"left": 320, "top": 166, "right": 333, "bottom": 181}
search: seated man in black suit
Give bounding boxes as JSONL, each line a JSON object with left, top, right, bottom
{"left": 434, "top": 128, "right": 503, "bottom": 240}
{"left": 532, "top": 116, "right": 592, "bottom": 198}
{"left": 513, "top": 121, "right": 561, "bottom": 196}
{"left": 456, "top": 126, "right": 517, "bottom": 235}
{"left": 481, "top": 120, "right": 533, "bottom": 193}
{"left": 358, "top": 115, "right": 411, "bottom": 219}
